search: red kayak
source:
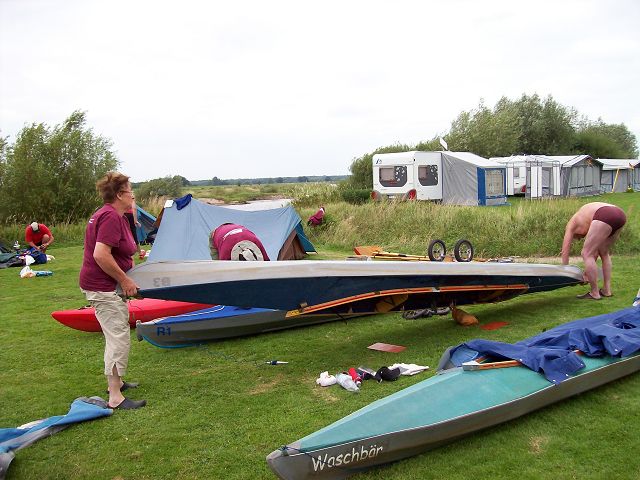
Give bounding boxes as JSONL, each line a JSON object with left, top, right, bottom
{"left": 51, "top": 298, "right": 213, "bottom": 332}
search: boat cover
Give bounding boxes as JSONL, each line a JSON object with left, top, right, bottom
{"left": 441, "top": 306, "right": 640, "bottom": 383}
{"left": 0, "top": 397, "right": 112, "bottom": 479}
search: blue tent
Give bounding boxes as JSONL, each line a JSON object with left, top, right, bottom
{"left": 148, "top": 195, "right": 315, "bottom": 262}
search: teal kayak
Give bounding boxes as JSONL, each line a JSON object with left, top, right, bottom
{"left": 267, "top": 307, "right": 640, "bottom": 479}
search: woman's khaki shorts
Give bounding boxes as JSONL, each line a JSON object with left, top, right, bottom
{"left": 82, "top": 290, "right": 130, "bottom": 376}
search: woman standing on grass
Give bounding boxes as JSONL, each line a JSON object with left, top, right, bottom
{"left": 79, "top": 171, "right": 146, "bottom": 410}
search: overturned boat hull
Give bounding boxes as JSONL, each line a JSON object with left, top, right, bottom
{"left": 128, "top": 260, "right": 583, "bottom": 313}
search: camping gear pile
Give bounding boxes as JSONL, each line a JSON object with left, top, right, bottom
{"left": 316, "top": 363, "right": 429, "bottom": 392}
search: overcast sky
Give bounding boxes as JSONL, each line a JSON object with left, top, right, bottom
{"left": 1, "top": 0, "right": 639, "bottom": 182}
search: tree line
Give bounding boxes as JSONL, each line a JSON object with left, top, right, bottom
{"left": 199, "top": 175, "right": 347, "bottom": 186}
{"left": 347, "top": 94, "right": 639, "bottom": 188}
{"left": 1, "top": 95, "right": 637, "bottom": 223}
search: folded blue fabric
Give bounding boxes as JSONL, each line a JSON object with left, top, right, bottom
{"left": 0, "top": 397, "right": 112, "bottom": 479}
{"left": 444, "top": 306, "right": 640, "bottom": 384}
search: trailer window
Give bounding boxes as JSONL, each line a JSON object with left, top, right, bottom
{"left": 379, "top": 166, "right": 407, "bottom": 187}
{"left": 418, "top": 165, "right": 438, "bottom": 186}
{"left": 585, "top": 166, "right": 593, "bottom": 186}
{"left": 485, "top": 169, "right": 505, "bottom": 196}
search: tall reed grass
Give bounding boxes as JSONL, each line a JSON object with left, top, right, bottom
{"left": 300, "top": 195, "right": 639, "bottom": 257}
{"left": 0, "top": 221, "right": 87, "bottom": 248}
{"left": 1, "top": 188, "right": 637, "bottom": 258}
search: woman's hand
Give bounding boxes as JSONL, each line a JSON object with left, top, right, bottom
{"left": 120, "top": 276, "right": 139, "bottom": 297}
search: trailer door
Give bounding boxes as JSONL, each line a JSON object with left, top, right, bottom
{"left": 415, "top": 154, "right": 443, "bottom": 200}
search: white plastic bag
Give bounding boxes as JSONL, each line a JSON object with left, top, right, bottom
{"left": 20, "top": 265, "right": 35, "bottom": 278}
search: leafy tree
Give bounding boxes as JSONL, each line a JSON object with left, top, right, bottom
{"left": 0, "top": 111, "right": 118, "bottom": 223}
{"left": 0, "top": 134, "right": 9, "bottom": 191}
{"left": 136, "top": 176, "right": 184, "bottom": 201}
{"left": 446, "top": 94, "right": 576, "bottom": 156}
{"left": 415, "top": 136, "right": 444, "bottom": 152}
{"left": 176, "top": 175, "right": 190, "bottom": 186}
{"left": 347, "top": 143, "right": 413, "bottom": 189}
{"left": 574, "top": 121, "right": 638, "bottom": 158}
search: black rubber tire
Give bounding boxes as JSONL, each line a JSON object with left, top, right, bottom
{"left": 427, "top": 239, "right": 447, "bottom": 261}
{"left": 453, "top": 239, "right": 474, "bottom": 262}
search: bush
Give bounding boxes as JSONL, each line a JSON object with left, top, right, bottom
{"left": 340, "top": 188, "right": 371, "bottom": 205}
{"left": 0, "top": 111, "right": 118, "bottom": 224}
{"left": 136, "top": 176, "right": 184, "bottom": 202}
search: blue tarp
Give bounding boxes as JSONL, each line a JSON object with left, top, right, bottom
{"left": 135, "top": 205, "right": 156, "bottom": 243}
{"left": 148, "top": 195, "right": 315, "bottom": 262}
{"left": 0, "top": 397, "right": 112, "bottom": 479}
{"left": 443, "top": 306, "right": 640, "bottom": 384}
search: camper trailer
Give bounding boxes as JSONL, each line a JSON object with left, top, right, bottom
{"left": 492, "top": 155, "right": 562, "bottom": 198}
{"left": 372, "top": 151, "right": 507, "bottom": 206}
{"left": 491, "top": 156, "right": 528, "bottom": 195}
{"left": 372, "top": 151, "right": 442, "bottom": 201}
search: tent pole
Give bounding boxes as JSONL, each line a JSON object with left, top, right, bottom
{"left": 612, "top": 169, "right": 620, "bottom": 193}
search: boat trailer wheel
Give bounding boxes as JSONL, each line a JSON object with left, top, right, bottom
{"left": 453, "top": 239, "right": 474, "bottom": 262}
{"left": 427, "top": 239, "right": 447, "bottom": 262}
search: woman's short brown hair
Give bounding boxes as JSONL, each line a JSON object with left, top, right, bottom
{"left": 96, "top": 172, "right": 131, "bottom": 203}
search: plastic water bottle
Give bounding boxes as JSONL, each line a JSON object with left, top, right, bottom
{"left": 348, "top": 367, "right": 362, "bottom": 386}
{"left": 336, "top": 373, "right": 359, "bottom": 392}
{"left": 13, "top": 240, "right": 20, "bottom": 252}
{"left": 633, "top": 288, "right": 640, "bottom": 307}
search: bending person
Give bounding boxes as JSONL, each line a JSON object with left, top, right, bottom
{"left": 25, "top": 222, "right": 54, "bottom": 252}
{"left": 561, "top": 202, "right": 626, "bottom": 300}
{"left": 79, "top": 172, "right": 146, "bottom": 409}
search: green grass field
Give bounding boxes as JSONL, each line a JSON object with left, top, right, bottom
{"left": 1, "top": 194, "right": 640, "bottom": 479}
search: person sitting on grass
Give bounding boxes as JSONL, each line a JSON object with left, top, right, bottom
{"left": 25, "top": 222, "right": 54, "bottom": 252}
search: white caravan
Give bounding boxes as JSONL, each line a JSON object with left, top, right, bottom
{"left": 372, "top": 151, "right": 443, "bottom": 201}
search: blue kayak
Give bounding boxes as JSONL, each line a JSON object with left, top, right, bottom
{"left": 136, "top": 305, "right": 366, "bottom": 347}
